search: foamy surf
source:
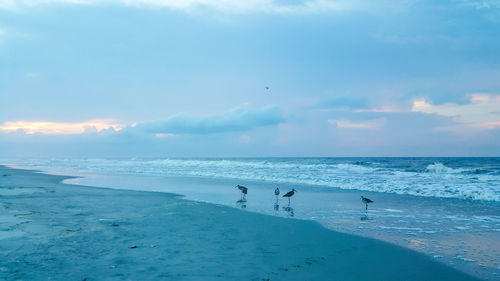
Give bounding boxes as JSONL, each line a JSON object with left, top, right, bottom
{"left": 3, "top": 157, "right": 499, "bottom": 202}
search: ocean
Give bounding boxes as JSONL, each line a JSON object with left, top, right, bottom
{"left": 4, "top": 157, "right": 500, "bottom": 201}
{"left": 2, "top": 157, "right": 500, "bottom": 279}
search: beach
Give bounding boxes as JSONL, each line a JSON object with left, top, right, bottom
{"left": 3, "top": 1, "right": 499, "bottom": 280}
{"left": 4, "top": 157, "right": 499, "bottom": 279}
{"left": 0, "top": 165, "right": 482, "bottom": 280}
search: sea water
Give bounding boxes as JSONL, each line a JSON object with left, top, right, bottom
{"left": 4, "top": 157, "right": 499, "bottom": 201}
{"left": 2, "top": 157, "right": 500, "bottom": 280}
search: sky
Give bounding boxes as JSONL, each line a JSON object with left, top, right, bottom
{"left": 1, "top": 0, "right": 500, "bottom": 157}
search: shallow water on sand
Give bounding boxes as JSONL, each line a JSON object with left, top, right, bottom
{"left": 58, "top": 172, "right": 499, "bottom": 280}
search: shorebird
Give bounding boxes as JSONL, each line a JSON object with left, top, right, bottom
{"left": 274, "top": 187, "right": 280, "bottom": 200}
{"left": 236, "top": 185, "right": 248, "bottom": 200}
{"left": 283, "top": 189, "right": 296, "bottom": 204}
{"left": 361, "top": 196, "right": 374, "bottom": 211}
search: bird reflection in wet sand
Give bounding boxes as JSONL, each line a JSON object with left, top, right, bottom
{"left": 282, "top": 206, "right": 294, "bottom": 216}
{"left": 236, "top": 200, "right": 247, "bottom": 209}
{"left": 274, "top": 203, "right": 279, "bottom": 214}
{"left": 360, "top": 214, "right": 370, "bottom": 221}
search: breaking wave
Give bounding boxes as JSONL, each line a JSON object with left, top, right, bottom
{"left": 3, "top": 158, "right": 500, "bottom": 202}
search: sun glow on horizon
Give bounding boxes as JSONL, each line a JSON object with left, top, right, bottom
{"left": 411, "top": 94, "right": 500, "bottom": 129}
{"left": 0, "top": 119, "right": 124, "bottom": 135}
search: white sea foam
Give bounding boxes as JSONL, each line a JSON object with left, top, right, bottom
{"left": 384, "top": 209, "right": 404, "bottom": 213}
{"left": 426, "top": 162, "right": 465, "bottom": 174}
{"left": 2, "top": 158, "right": 500, "bottom": 202}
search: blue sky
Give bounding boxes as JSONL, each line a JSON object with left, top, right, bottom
{"left": 1, "top": 0, "right": 500, "bottom": 157}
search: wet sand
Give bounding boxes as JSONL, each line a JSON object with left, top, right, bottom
{"left": 0, "top": 166, "right": 481, "bottom": 280}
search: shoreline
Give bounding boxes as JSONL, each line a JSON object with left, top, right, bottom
{"left": 52, "top": 165, "right": 500, "bottom": 280}
{"left": 0, "top": 165, "right": 483, "bottom": 280}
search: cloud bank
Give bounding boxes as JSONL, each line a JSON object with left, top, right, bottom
{"left": 6, "top": 0, "right": 490, "bottom": 14}
{"left": 0, "top": 0, "right": 353, "bottom": 13}
{"left": 328, "top": 118, "right": 386, "bottom": 129}
{"left": 133, "top": 105, "right": 284, "bottom": 134}
{"left": 411, "top": 94, "right": 500, "bottom": 130}
{"left": 0, "top": 119, "right": 123, "bottom": 134}
{"left": 0, "top": 106, "right": 283, "bottom": 136}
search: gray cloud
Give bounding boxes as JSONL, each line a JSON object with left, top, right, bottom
{"left": 132, "top": 105, "right": 284, "bottom": 135}
{"left": 0, "top": 0, "right": 353, "bottom": 13}
{"left": 314, "top": 95, "right": 368, "bottom": 110}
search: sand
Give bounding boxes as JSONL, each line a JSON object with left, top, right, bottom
{"left": 0, "top": 166, "right": 480, "bottom": 280}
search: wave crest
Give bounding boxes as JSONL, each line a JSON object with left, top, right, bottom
{"left": 425, "top": 162, "right": 465, "bottom": 174}
{"left": 4, "top": 158, "right": 500, "bottom": 202}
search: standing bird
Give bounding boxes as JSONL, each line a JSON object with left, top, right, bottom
{"left": 361, "top": 196, "right": 374, "bottom": 211}
{"left": 283, "top": 189, "right": 297, "bottom": 205}
{"left": 236, "top": 185, "right": 248, "bottom": 201}
{"left": 274, "top": 187, "right": 280, "bottom": 200}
